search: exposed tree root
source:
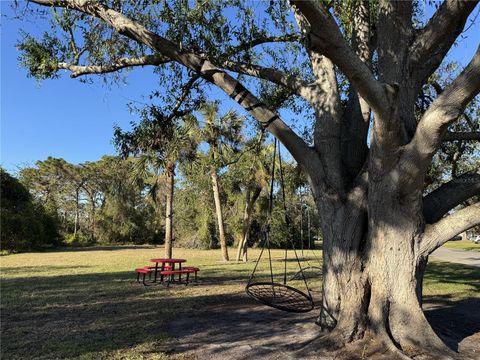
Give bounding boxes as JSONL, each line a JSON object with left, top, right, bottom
{"left": 375, "top": 329, "right": 412, "bottom": 360}
{"left": 294, "top": 329, "right": 409, "bottom": 359}
{"left": 294, "top": 324, "right": 463, "bottom": 360}
{"left": 390, "top": 304, "right": 459, "bottom": 360}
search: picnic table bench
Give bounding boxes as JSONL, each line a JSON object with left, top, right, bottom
{"left": 160, "top": 268, "right": 195, "bottom": 286}
{"left": 134, "top": 259, "right": 200, "bottom": 286}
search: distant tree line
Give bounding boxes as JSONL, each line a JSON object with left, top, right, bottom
{"left": 2, "top": 99, "right": 476, "bottom": 256}
{"left": 1, "top": 110, "right": 322, "bottom": 255}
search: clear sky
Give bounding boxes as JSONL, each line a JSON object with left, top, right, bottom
{"left": 1, "top": 2, "right": 479, "bottom": 174}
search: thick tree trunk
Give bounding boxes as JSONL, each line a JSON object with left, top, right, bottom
{"left": 311, "top": 172, "right": 455, "bottom": 359}
{"left": 164, "top": 162, "right": 175, "bottom": 259}
{"left": 211, "top": 170, "right": 229, "bottom": 261}
{"left": 236, "top": 188, "right": 251, "bottom": 262}
{"left": 235, "top": 185, "right": 262, "bottom": 262}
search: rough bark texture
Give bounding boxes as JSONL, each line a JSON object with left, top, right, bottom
{"left": 211, "top": 170, "right": 229, "bottom": 261}
{"left": 164, "top": 162, "right": 174, "bottom": 259}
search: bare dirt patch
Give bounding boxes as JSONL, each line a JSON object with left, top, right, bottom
{"left": 156, "top": 288, "right": 479, "bottom": 360}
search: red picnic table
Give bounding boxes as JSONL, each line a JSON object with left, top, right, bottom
{"left": 150, "top": 258, "right": 186, "bottom": 283}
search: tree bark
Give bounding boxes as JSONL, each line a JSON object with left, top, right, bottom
{"left": 235, "top": 185, "right": 262, "bottom": 262}
{"left": 312, "top": 169, "right": 456, "bottom": 359}
{"left": 164, "top": 162, "right": 175, "bottom": 259}
{"left": 73, "top": 188, "right": 79, "bottom": 237}
{"left": 211, "top": 169, "right": 229, "bottom": 261}
{"left": 90, "top": 196, "right": 96, "bottom": 242}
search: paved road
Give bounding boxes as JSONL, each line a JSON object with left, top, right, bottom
{"left": 431, "top": 247, "right": 480, "bottom": 267}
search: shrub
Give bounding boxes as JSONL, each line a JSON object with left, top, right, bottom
{"left": 1, "top": 168, "right": 60, "bottom": 251}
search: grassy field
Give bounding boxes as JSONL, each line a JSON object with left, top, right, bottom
{"left": 443, "top": 239, "right": 480, "bottom": 252}
{"left": 1, "top": 246, "right": 479, "bottom": 360}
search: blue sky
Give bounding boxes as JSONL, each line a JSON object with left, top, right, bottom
{"left": 1, "top": 2, "right": 479, "bottom": 174}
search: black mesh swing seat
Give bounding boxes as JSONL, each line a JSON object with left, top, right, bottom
{"left": 245, "top": 139, "right": 316, "bottom": 313}
{"left": 246, "top": 282, "right": 314, "bottom": 313}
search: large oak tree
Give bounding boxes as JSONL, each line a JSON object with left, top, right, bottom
{"left": 16, "top": 0, "right": 480, "bottom": 358}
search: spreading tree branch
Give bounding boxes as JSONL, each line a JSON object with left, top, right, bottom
{"left": 58, "top": 54, "right": 169, "bottom": 77}
{"left": 341, "top": 1, "right": 371, "bottom": 183}
{"left": 220, "top": 60, "right": 310, "bottom": 98}
{"left": 377, "top": 1, "right": 413, "bottom": 83}
{"left": 404, "top": 46, "right": 480, "bottom": 175}
{"left": 421, "top": 202, "right": 480, "bottom": 256}
{"left": 290, "top": 0, "right": 388, "bottom": 115}
{"left": 221, "top": 34, "right": 301, "bottom": 59}
{"left": 30, "top": 0, "right": 319, "bottom": 176}
{"left": 423, "top": 172, "right": 480, "bottom": 223}
{"left": 290, "top": 5, "right": 345, "bottom": 195}
{"left": 410, "top": 0, "right": 479, "bottom": 87}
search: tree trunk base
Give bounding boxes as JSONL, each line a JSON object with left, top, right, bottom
{"left": 294, "top": 327, "right": 460, "bottom": 360}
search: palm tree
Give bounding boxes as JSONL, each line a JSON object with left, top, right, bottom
{"left": 234, "top": 138, "right": 270, "bottom": 262}
{"left": 115, "top": 109, "right": 198, "bottom": 258}
{"left": 198, "top": 103, "right": 243, "bottom": 262}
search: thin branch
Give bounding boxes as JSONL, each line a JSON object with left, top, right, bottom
{"left": 220, "top": 60, "right": 310, "bottom": 97}
{"left": 166, "top": 74, "right": 202, "bottom": 122}
{"left": 221, "top": 34, "right": 302, "bottom": 59}
{"left": 291, "top": 0, "right": 388, "bottom": 115}
{"left": 421, "top": 202, "right": 480, "bottom": 256}
{"left": 410, "top": 0, "right": 479, "bottom": 87}
{"left": 423, "top": 172, "right": 480, "bottom": 223}
{"left": 58, "top": 54, "right": 170, "bottom": 77}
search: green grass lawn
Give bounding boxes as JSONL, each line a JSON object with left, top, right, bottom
{"left": 443, "top": 239, "right": 480, "bottom": 252}
{"left": 1, "top": 246, "right": 478, "bottom": 359}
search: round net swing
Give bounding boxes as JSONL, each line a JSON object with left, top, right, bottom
{"left": 245, "top": 139, "right": 315, "bottom": 313}
{"left": 246, "top": 282, "right": 314, "bottom": 313}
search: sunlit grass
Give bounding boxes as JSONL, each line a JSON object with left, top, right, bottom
{"left": 443, "top": 239, "right": 480, "bottom": 252}
{"left": 1, "top": 246, "right": 478, "bottom": 359}
{"left": 0, "top": 246, "right": 321, "bottom": 360}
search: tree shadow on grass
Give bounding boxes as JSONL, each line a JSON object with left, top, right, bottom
{"left": 1, "top": 265, "right": 91, "bottom": 274}
{"left": 425, "top": 298, "right": 479, "bottom": 352}
{"left": 0, "top": 269, "right": 318, "bottom": 359}
{"left": 423, "top": 261, "right": 480, "bottom": 352}
{"left": 51, "top": 245, "right": 159, "bottom": 252}
{"left": 1, "top": 261, "right": 478, "bottom": 359}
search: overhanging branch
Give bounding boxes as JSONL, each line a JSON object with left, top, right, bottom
{"left": 220, "top": 60, "right": 310, "bottom": 98}
{"left": 423, "top": 172, "right": 480, "bottom": 223}
{"left": 421, "top": 202, "right": 480, "bottom": 256}
{"left": 58, "top": 54, "right": 169, "bottom": 77}
{"left": 291, "top": 0, "right": 387, "bottom": 115}
{"left": 30, "top": 0, "right": 319, "bottom": 175}
{"left": 409, "top": 0, "right": 479, "bottom": 86}
{"left": 405, "top": 46, "right": 480, "bottom": 173}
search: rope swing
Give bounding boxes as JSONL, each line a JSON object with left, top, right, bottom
{"left": 245, "top": 139, "right": 315, "bottom": 313}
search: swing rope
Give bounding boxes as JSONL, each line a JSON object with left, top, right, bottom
{"left": 290, "top": 189, "right": 322, "bottom": 281}
{"left": 246, "top": 139, "right": 314, "bottom": 313}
